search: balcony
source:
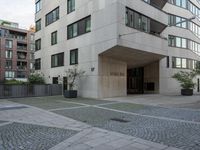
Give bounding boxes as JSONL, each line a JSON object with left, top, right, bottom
{"left": 17, "top": 62, "right": 27, "bottom": 70}
{"left": 17, "top": 52, "right": 27, "bottom": 60}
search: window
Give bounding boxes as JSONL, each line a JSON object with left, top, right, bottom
{"left": 126, "top": 7, "right": 150, "bottom": 33}
{"left": 67, "top": 0, "right": 75, "bottom": 14}
{"left": 67, "top": 16, "right": 91, "bottom": 39}
{"left": 35, "top": 58, "right": 41, "bottom": 70}
{"left": 5, "top": 40, "right": 13, "bottom": 49}
{"left": 52, "top": 77, "right": 59, "bottom": 84}
{"left": 36, "top": 19, "right": 41, "bottom": 32}
{"left": 172, "top": 57, "right": 198, "bottom": 69}
{"left": 5, "top": 60, "right": 12, "bottom": 69}
{"left": 51, "top": 52, "right": 64, "bottom": 68}
{"left": 35, "top": 0, "right": 41, "bottom": 13}
{"left": 70, "top": 49, "right": 78, "bottom": 65}
{"left": 51, "top": 31, "right": 57, "bottom": 45}
{"left": 35, "top": 39, "right": 41, "bottom": 51}
{"left": 5, "top": 50, "right": 13, "bottom": 59}
{"left": 46, "top": 7, "right": 59, "bottom": 26}
{"left": 5, "top": 71, "right": 15, "bottom": 78}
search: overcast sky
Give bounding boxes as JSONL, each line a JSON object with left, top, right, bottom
{"left": 0, "top": 0, "right": 35, "bottom": 29}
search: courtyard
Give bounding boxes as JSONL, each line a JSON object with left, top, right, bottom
{"left": 0, "top": 95, "right": 200, "bottom": 150}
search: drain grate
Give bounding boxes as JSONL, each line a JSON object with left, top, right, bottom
{"left": 0, "top": 106, "right": 28, "bottom": 111}
{"left": 110, "top": 118, "right": 130, "bottom": 123}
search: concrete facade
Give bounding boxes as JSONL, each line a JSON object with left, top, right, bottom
{"left": 35, "top": 0, "right": 200, "bottom": 98}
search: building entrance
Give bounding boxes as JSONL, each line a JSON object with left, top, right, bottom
{"left": 127, "top": 67, "right": 144, "bottom": 94}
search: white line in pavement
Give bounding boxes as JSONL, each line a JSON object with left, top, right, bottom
{"left": 57, "top": 100, "right": 91, "bottom": 106}
{"left": 96, "top": 102, "right": 124, "bottom": 106}
{"left": 48, "top": 105, "right": 90, "bottom": 112}
{"left": 93, "top": 105, "right": 200, "bottom": 125}
{"left": 0, "top": 122, "right": 13, "bottom": 127}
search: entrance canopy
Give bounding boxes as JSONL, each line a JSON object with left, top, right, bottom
{"left": 99, "top": 46, "right": 166, "bottom": 68}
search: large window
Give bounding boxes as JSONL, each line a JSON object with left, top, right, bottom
{"left": 168, "top": 0, "right": 200, "bottom": 18}
{"left": 36, "top": 19, "right": 41, "bottom": 32}
{"left": 70, "top": 49, "right": 78, "bottom": 65}
{"left": 51, "top": 52, "right": 64, "bottom": 68}
{"left": 5, "top": 50, "right": 13, "bottom": 59}
{"left": 67, "top": 16, "right": 91, "bottom": 39}
{"left": 67, "top": 0, "right": 75, "bottom": 14}
{"left": 35, "top": 39, "right": 41, "bottom": 51}
{"left": 168, "top": 35, "right": 187, "bottom": 48}
{"left": 126, "top": 7, "right": 150, "bottom": 33}
{"left": 51, "top": 31, "right": 57, "bottom": 45}
{"left": 169, "top": 35, "right": 200, "bottom": 55}
{"left": 5, "top": 71, "right": 15, "bottom": 78}
{"left": 172, "top": 57, "right": 198, "bottom": 69}
{"left": 35, "top": 0, "right": 41, "bottom": 13}
{"left": 46, "top": 7, "right": 59, "bottom": 26}
{"left": 35, "top": 58, "right": 41, "bottom": 70}
{"left": 5, "top": 40, "right": 13, "bottom": 49}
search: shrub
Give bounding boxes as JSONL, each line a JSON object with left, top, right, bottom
{"left": 172, "top": 71, "right": 196, "bottom": 89}
{"left": 28, "top": 73, "right": 45, "bottom": 84}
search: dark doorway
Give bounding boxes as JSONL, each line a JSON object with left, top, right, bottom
{"left": 198, "top": 78, "right": 200, "bottom": 92}
{"left": 63, "top": 77, "right": 68, "bottom": 91}
{"left": 127, "top": 67, "right": 144, "bottom": 94}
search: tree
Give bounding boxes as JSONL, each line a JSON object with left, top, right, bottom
{"left": 28, "top": 73, "right": 45, "bottom": 84}
{"left": 65, "top": 66, "right": 85, "bottom": 90}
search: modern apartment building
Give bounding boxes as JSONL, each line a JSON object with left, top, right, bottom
{"left": 35, "top": 0, "right": 200, "bottom": 98}
{"left": 0, "top": 20, "right": 35, "bottom": 82}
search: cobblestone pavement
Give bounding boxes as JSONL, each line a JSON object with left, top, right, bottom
{"left": 0, "top": 122, "right": 78, "bottom": 150}
{"left": 101, "top": 103, "right": 200, "bottom": 122}
{"left": 1, "top": 96, "right": 197, "bottom": 150}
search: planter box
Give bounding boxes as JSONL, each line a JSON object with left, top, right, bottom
{"left": 181, "top": 89, "right": 193, "bottom": 96}
{"left": 64, "top": 90, "right": 77, "bottom": 98}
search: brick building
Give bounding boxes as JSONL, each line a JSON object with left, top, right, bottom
{"left": 0, "top": 20, "right": 35, "bottom": 82}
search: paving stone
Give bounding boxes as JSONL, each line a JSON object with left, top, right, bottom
{"left": 0, "top": 122, "right": 78, "bottom": 150}
{"left": 54, "top": 106, "right": 200, "bottom": 150}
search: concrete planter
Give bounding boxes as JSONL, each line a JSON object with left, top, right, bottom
{"left": 181, "top": 89, "right": 193, "bottom": 96}
{"left": 64, "top": 90, "right": 77, "bottom": 98}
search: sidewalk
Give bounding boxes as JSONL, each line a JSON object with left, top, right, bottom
{"left": 103, "top": 94, "right": 200, "bottom": 107}
{"left": 0, "top": 99, "right": 180, "bottom": 150}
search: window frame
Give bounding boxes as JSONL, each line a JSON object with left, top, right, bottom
{"left": 70, "top": 49, "right": 78, "bottom": 65}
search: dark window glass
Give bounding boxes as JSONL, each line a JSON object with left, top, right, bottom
{"left": 35, "top": 58, "right": 41, "bottom": 70}
{"left": 51, "top": 31, "right": 57, "bottom": 45}
{"left": 53, "top": 77, "right": 59, "bottom": 84}
{"left": 67, "top": 0, "right": 75, "bottom": 14}
{"left": 67, "top": 16, "right": 91, "bottom": 39}
{"left": 46, "top": 7, "right": 59, "bottom": 26}
{"left": 126, "top": 7, "right": 150, "bottom": 33}
{"left": 5, "top": 60, "right": 12, "bottom": 69}
{"left": 36, "top": 19, "right": 41, "bottom": 32}
{"left": 70, "top": 49, "right": 78, "bottom": 65}
{"left": 35, "top": 39, "right": 41, "bottom": 51}
{"left": 51, "top": 52, "right": 64, "bottom": 68}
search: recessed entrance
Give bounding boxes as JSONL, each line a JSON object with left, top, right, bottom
{"left": 127, "top": 67, "right": 144, "bottom": 94}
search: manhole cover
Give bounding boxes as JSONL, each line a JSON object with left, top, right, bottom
{"left": 110, "top": 118, "right": 130, "bottom": 123}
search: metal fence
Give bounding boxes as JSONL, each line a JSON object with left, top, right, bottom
{"left": 0, "top": 84, "right": 62, "bottom": 99}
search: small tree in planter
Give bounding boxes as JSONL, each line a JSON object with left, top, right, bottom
{"left": 172, "top": 71, "right": 196, "bottom": 96}
{"left": 63, "top": 66, "right": 85, "bottom": 98}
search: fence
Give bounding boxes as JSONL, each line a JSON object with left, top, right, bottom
{"left": 0, "top": 84, "right": 62, "bottom": 99}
